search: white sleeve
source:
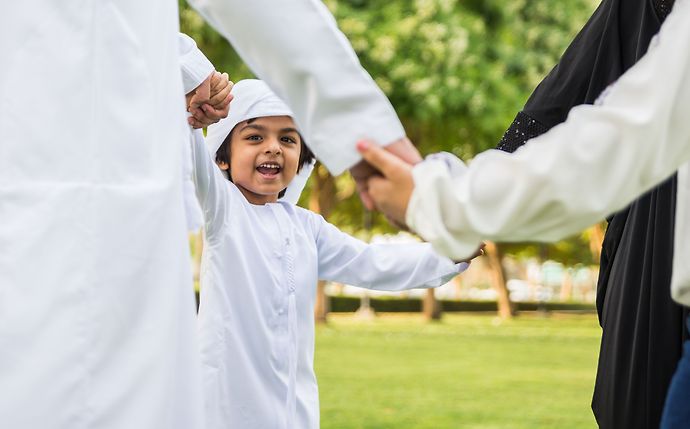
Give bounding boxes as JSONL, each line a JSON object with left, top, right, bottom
{"left": 313, "top": 216, "right": 467, "bottom": 291}
{"left": 178, "top": 33, "right": 214, "bottom": 95}
{"left": 182, "top": 127, "right": 204, "bottom": 232}
{"left": 189, "top": 128, "right": 233, "bottom": 237}
{"left": 187, "top": 0, "right": 405, "bottom": 175}
{"left": 406, "top": 0, "right": 690, "bottom": 260}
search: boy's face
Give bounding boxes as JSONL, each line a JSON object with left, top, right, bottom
{"left": 219, "top": 116, "right": 301, "bottom": 205}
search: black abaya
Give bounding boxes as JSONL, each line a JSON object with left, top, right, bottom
{"left": 496, "top": 1, "right": 686, "bottom": 427}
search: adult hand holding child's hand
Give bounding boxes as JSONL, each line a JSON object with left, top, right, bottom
{"left": 350, "top": 136, "right": 421, "bottom": 211}
{"left": 187, "top": 71, "right": 233, "bottom": 129}
{"left": 355, "top": 139, "right": 417, "bottom": 227}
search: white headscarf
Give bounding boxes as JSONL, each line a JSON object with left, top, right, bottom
{"left": 205, "top": 79, "right": 314, "bottom": 204}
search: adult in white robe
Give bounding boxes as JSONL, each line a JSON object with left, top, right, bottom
{"left": 0, "top": 3, "right": 202, "bottom": 429}
{"left": 0, "top": 1, "right": 414, "bottom": 428}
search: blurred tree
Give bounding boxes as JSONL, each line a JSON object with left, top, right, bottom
{"left": 485, "top": 242, "right": 515, "bottom": 318}
{"left": 423, "top": 288, "right": 443, "bottom": 321}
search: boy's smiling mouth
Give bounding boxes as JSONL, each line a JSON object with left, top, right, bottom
{"left": 256, "top": 162, "right": 282, "bottom": 178}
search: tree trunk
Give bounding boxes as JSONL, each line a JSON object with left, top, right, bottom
{"left": 560, "top": 269, "right": 573, "bottom": 302}
{"left": 588, "top": 222, "right": 605, "bottom": 262}
{"left": 314, "top": 280, "right": 329, "bottom": 324}
{"left": 191, "top": 231, "right": 202, "bottom": 286}
{"left": 452, "top": 275, "right": 463, "bottom": 299}
{"left": 485, "top": 241, "right": 515, "bottom": 319}
{"left": 309, "top": 164, "right": 336, "bottom": 324}
{"left": 355, "top": 293, "right": 376, "bottom": 320}
{"left": 423, "top": 288, "right": 442, "bottom": 321}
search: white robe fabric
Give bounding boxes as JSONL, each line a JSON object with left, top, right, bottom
{"left": 0, "top": 1, "right": 413, "bottom": 427}
{"left": 179, "top": 33, "right": 214, "bottom": 231}
{"left": 0, "top": 2, "right": 202, "bottom": 429}
{"left": 179, "top": 33, "right": 215, "bottom": 96}
{"left": 405, "top": 0, "right": 690, "bottom": 306}
{"left": 191, "top": 129, "right": 465, "bottom": 429}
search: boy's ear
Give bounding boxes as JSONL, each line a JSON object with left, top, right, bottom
{"left": 216, "top": 160, "right": 230, "bottom": 171}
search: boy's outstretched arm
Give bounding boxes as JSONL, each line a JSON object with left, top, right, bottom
{"left": 313, "top": 215, "right": 470, "bottom": 292}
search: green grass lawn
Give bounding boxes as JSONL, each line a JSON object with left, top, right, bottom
{"left": 315, "top": 313, "right": 601, "bottom": 429}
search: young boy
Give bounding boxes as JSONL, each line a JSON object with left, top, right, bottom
{"left": 191, "top": 79, "right": 468, "bottom": 429}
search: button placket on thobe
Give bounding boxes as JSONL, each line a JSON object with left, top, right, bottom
{"left": 269, "top": 205, "right": 299, "bottom": 428}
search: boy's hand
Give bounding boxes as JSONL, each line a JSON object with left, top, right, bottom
{"left": 350, "top": 136, "right": 421, "bottom": 210}
{"left": 186, "top": 71, "right": 233, "bottom": 129}
{"left": 355, "top": 139, "right": 416, "bottom": 228}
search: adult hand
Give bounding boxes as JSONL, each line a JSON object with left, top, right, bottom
{"left": 186, "top": 71, "right": 233, "bottom": 129}
{"left": 350, "top": 136, "right": 422, "bottom": 210}
{"left": 355, "top": 139, "right": 415, "bottom": 227}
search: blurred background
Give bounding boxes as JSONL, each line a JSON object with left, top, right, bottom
{"left": 182, "top": 1, "right": 603, "bottom": 427}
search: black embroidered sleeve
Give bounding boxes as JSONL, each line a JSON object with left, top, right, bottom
{"left": 496, "top": 111, "right": 549, "bottom": 153}
{"left": 654, "top": 0, "right": 674, "bottom": 21}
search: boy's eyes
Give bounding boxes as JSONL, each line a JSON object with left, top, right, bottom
{"left": 244, "top": 135, "right": 298, "bottom": 144}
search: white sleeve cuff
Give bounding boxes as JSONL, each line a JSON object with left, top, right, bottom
{"left": 406, "top": 155, "right": 483, "bottom": 260}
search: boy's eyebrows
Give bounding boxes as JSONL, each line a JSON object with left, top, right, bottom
{"left": 240, "top": 123, "right": 266, "bottom": 132}
{"left": 240, "top": 123, "right": 299, "bottom": 134}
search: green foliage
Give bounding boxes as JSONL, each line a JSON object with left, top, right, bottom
{"left": 180, "top": 0, "right": 596, "bottom": 155}
{"left": 323, "top": 0, "right": 597, "bottom": 156}
{"left": 501, "top": 235, "right": 597, "bottom": 266}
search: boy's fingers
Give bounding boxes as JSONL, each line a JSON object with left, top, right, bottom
{"left": 201, "top": 105, "right": 225, "bottom": 121}
{"left": 210, "top": 81, "right": 233, "bottom": 105}
{"left": 191, "top": 108, "right": 208, "bottom": 121}
{"left": 367, "top": 175, "right": 388, "bottom": 197}
{"left": 210, "top": 94, "right": 233, "bottom": 114}
{"left": 356, "top": 140, "right": 406, "bottom": 177}
{"left": 354, "top": 181, "right": 376, "bottom": 211}
{"left": 188, "top": 117, "right": 204, "bottom": 129}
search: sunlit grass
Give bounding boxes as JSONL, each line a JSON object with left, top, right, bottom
{"left": 316, "top": 313, "right": 600, "bottom": 429}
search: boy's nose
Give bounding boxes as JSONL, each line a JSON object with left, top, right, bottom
{"left": 264, "top": 138, "right": 282, "bottom": 154}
